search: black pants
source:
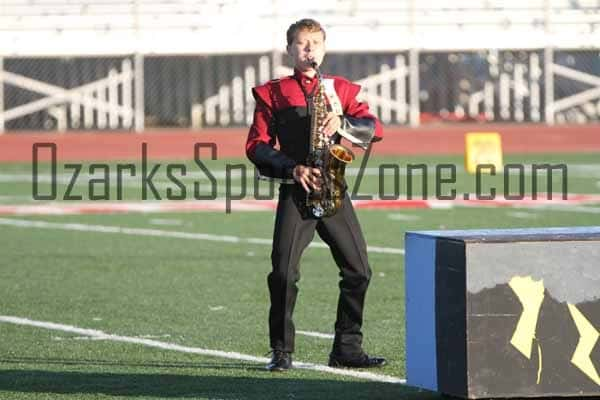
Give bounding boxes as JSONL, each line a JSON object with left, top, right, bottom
{"left": 268, "top": 184, "right": 372, "bottom": 357}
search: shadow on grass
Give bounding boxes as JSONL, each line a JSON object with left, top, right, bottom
{"left": 0, "top": 356, "right": 262, "bottom": 371}
{"left": 0, "top": 366, "right": 439, "bottom": 400}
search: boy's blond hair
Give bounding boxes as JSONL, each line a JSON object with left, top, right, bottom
{"left": 286, "top": 18, "right": 326, "bottom": 46}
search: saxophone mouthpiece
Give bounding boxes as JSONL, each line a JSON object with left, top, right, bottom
{"left": 310, "top": 61, "right": 318, "bottom": 68}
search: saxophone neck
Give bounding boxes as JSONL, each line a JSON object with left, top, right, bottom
{"left": 310, "top": 61, "right": 323, "bottom": 83}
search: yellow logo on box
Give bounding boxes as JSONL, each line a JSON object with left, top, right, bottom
{"left": 465, "top": 132, "right": 503, "bottom": 174}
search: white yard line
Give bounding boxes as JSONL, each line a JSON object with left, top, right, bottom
{"left": 0, "top": 218, "right": 405, "bottom": 255}
{"left": 386, "top": 213, "right": 421, "bottom": 221}
{"left": 0, "top": 173, "right": 240, "bottom": 194}
{"left": 148, "top": 218, "right": 184, "bottom": 226}
{"left": 506, "top": 211, "right": 538, "bottom": 219}
{"left": 0, "top": 315, "right": 405, "bottom": 384}
{"left": 3, "top": 163, "right": 599, "bottom": 180}
{"left": 0, "top": 195, "right": 37, "bottom": 205}
{"left": 296, "top": 330, "right": 335, "bottom": 339}
{"left": 535, "top": 205, "right": 600, "bottom": 214}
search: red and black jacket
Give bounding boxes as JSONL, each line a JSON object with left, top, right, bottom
{"left": 246, "top": 69, "right": 383, "bottom": 179}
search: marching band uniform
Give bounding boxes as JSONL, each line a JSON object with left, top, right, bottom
{"left": 246, "top": 67, "right": 386, "bottom": 369}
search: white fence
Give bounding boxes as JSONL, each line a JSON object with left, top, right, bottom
{"left": 1, "top": 49, "right": 599, "bottom": 132}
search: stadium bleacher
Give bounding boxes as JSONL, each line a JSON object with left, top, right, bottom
{"left": 1, "top": 0, "right": 598, "bottom": 55}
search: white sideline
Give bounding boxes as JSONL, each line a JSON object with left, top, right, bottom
{"left": 0, "top": 315, "right": 406, "bottom": 384}
{"left": 0, "top": 218, "right": 405, "bottom": 255}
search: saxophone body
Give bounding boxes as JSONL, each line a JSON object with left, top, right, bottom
{"left": 305, "top": 64, "right": 355, "bottom": 218}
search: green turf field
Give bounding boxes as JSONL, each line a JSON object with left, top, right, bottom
{"left": 1, "top": 152, "right": 599, "bottom": 399}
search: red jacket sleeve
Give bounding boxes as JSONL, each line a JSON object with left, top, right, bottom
{"left": 246, "top": 85, "right": 275, "bottom": 158}
{"left": 341, "top": 81, "right": 383, "bottom": 142}
{"left": 245, "top": 83, "right": 297, "bottom": 179}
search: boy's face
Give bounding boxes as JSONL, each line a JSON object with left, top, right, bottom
{"left": 287, "top": 29, "right": 326, "bottom": 72}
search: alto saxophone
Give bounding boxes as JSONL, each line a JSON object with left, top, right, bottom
{"left": 305, "top": 62, "right": 355, "bottom": 218}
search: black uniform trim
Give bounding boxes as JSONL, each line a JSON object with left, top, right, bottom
{"left": 273, "top": 107, "right": 309, "bottom": 125}
{"left": 251, "top": 142, "right": 297, "bottom": 180}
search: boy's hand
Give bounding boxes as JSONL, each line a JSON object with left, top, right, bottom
{"left": 293, "top": 165, "right": 323, "bottom": 192}
{"left": 320, "top": 112, "right": 342, "bottom": 137}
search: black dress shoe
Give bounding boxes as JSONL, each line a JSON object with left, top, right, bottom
{"left": 266, "top": 350, "right": 292, "bottom": 371}
{"left": 328, "top": 353, "right": 386, "bottom": 368}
